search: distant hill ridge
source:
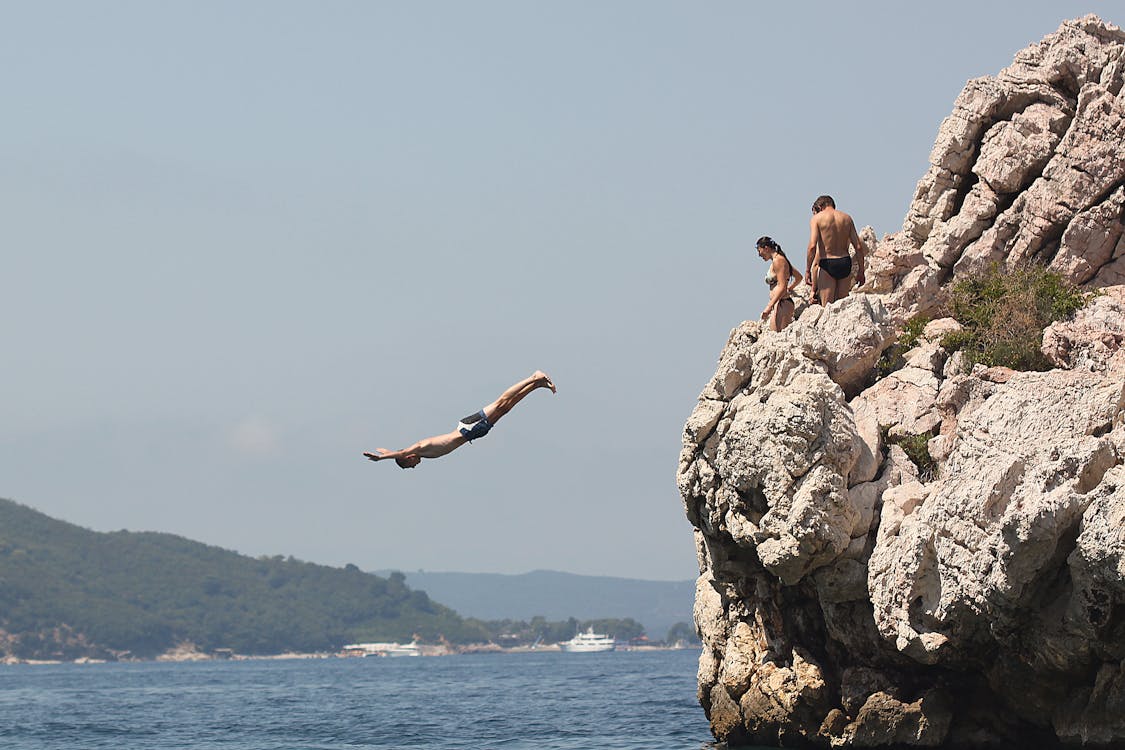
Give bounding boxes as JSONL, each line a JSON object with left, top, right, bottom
{"left": 384, "top": 569, "right": 695, "bottom": 641}
{"left": 0, "top": 498, "right": 487, "bottom": 660}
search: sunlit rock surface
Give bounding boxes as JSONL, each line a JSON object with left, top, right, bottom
{"left": 680, "top": 16, "right": 1125, "bottom": 748}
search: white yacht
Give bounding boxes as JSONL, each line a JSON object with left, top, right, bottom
{"left": 341, "top": 641, "right": 421, "bottom": 657}
{"left": 558, "top": 627, "right": 615, "bottom": 653}
{"left": 382, "top": 641, "right": 422, "bottom": 657}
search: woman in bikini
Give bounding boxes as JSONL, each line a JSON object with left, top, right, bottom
{"left": 756, "top": 236, "right": 803, "bottom": 332}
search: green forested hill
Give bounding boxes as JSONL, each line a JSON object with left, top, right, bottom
{"left": 0, "top": 498, "right": 488, "bottom": 659}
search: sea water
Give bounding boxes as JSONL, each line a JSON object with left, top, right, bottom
{"left": 0, "top": 649, "right": 729, "bottom": 749}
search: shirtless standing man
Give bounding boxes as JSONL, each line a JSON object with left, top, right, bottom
{"left": 806, "top": 195, "right": 868, "bottom": 306}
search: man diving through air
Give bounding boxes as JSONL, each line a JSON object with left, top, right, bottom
{"left": 363, "top": 371, "right": 556, "bottom": 469}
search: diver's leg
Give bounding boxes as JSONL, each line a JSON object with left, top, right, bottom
{"left": 482, "top": 371, "right": 555, "bottom": 424}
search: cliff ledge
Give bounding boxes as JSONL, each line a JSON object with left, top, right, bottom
{"left": 679, "top": 15, "right": 1125, "bottom": 748}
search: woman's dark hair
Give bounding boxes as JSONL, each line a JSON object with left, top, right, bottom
{"left": 756, "top": 235, "right": 785, "bottom": 256}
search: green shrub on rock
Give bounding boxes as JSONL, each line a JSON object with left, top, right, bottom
{"left": 939, "top": 263, "right": 1092, "bottom": 371}
{"left": 876, "top": 314, "right": 932, "bottom": 378}
{"left": 880, "top": 426, "right": 938, "bottom": 481}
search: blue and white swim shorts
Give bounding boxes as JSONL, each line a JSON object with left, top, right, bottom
{"left": 457, "top": 409, "right": 493, "bottom": 441}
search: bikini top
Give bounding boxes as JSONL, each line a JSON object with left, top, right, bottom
{"left": 765, "top": 256, "right": 793, "bottom": 297}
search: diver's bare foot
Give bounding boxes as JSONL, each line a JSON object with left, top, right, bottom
{"left": 363, "top": 449, "right": 391, "bottom": 461}
{"left": 534, "top": 370, "right": 556, "bottom": 393}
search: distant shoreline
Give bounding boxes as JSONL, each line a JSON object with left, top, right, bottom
{"left": 1, "top": 642, "right": 697, "bottom": 666}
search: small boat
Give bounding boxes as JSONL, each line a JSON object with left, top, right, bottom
{"left": 558, "top": 627, "right": 615, "bottom": 653}
{"left": 383, "top": 641, "right": 422, "bottom": 657}
{"left": 341, "top": 641, "right": 421, "bottom": 657}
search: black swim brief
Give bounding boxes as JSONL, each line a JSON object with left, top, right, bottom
{"left": 820, "top": 255, "right": 853, "bottom": 281}
{"left": 457, "top": 410, "right": 493, "bottom": 441}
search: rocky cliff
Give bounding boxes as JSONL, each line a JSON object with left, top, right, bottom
{"left": 679, "top": 16, "right": 1125, "bottom": 748}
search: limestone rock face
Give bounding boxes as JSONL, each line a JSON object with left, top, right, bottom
{"left": 1042, "top": 286, "right": 1125, "bottom": 371}
{"left": 681, "top": 16, "right": 1125, "bottom": 748}
{"left": 861, "top": 16, "right": 1125, "bottom": 320}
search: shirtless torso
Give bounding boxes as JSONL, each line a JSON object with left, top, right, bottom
{"left": 806, "top": 198, "right": 867, "bottom": 306}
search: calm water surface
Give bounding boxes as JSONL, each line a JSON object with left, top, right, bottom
{"left": 0, "top": 649, "right": 730, "bottom": 749}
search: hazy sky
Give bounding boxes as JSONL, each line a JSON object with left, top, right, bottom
{"left": 2, "top": 2, "right": 1118, "bottom": 581}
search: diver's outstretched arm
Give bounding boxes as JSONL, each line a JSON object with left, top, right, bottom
{"left": 364, "top": 430, "right": 464, "bottom": 462}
